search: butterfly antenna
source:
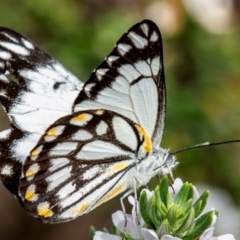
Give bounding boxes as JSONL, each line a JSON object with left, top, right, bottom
{"left": 172, "top": 139, "right": 240, "bottom": 155}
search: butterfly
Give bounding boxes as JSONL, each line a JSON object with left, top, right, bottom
{"left": 0, "top": 20, "right": 177, "bottom": 223}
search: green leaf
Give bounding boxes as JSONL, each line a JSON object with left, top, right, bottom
{"left": 147, "top": 195, "right": 162, "bottom": 229}
{"left": 121, "top": 231, "right": 136, "bottom": 240}
{"left": 89, "top": 226, "right": 95, "bottom": 240}
{"left": 154, "top": 186, "right": 161, "bottom": 208}
{"left": 167, "top": 205, "right": 178, "bottom": 226}
{"left": 166, "top": 191, "right": 174, "bottom": 209}
{"left": 175, "top": 183, "right": 191, "bottom": 210}
{"left": 187, "top": 184, "right": 194, "bottom": 199}
{"left": 182, "top": 199, "right": 193, "bottom": 213}
{"left": 159, "top": 176, "right": 169, "bottom": 206}
{"left": 158, "top": 201, "right": 168, "bottom": 217}
{"left": 182, "top": 211, "right": 214, "bottom": 240}
{"left": 103, "top": 227, "right": 109, "bottom": 233}
{"left": 157, "top": 219, "right": 170, "bottom": 239}
{"left": 192, "top": 191, "right": 209, "bottom": 218}
{"left": 139, "top": 190, "right": 155, "bottom": 228}
{"left": 176, "top": 207, "right": 195, "bottom": 234}
{"left": 155, "top": 207, "right": 163, "bottom": 225}
{"left": 150, "top": 201, "right": 162, "bottom": 227}
{"left": 154, "top": 186, "right": 163, "bottom": 222}
{"left": 112, "top": 225, "right": 121, "bottom": 236}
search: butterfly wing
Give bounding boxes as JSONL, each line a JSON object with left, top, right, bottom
{"left": 0, "top": 28, "right": 83, "bottom": 195}
{"left": 74, "top": 20, "right": 166, "bottom": 147}
{"left": 0, "top": 20, "right": 167, "bottom": 223}
{"left": 19, "top": 109, "right": 148, "bottom": 223}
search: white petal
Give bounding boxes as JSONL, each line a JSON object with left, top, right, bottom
{"left": 140, "top": 188, "right": 154, "bottom": 200}
{"left": 93, "top": 231, "right": 121, "bottom": 240}
{"left": 128, "top": 195, "right": 144, "bottom": 226}
{"left": 112, "top": 211, "right": 125, "bottom": 231}
{"left": 192, "top": 184, "right": 200, "bottom": 202}
{"left": 169, "top": 178, "right": 183, "bottom": 197}
{"left": 141, "top": 228, "right": 159, "bottom": 240}
{"left": 200, "top": 227, "right": 214, "bottom": 240}
{"left": 217, "top": 234, "right": 236, "bottom": 240}
{"left": 161, "top": 235, "right": 182, "bottom": 240}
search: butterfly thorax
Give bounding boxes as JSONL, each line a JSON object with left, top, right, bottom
{"left": 132, "top": 147, "right": 178, "bottom": 188}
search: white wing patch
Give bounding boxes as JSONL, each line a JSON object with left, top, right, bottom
{"left": 134, "top": 61, "right": 152, "bottom": 76}
{"left": 140, "top": 23, "right": 149, "bottom": 36}
{"left": 49, "top": 142, "right": 78, "bottom": 156}
{"left": 150, "top": 31, "right": 159, "bottom": 42}
{"left": 21, "top": 38, "right": 34, "bottom": 49}
{"left": 57, "top": 182, "right": 76, "bottom": 200}
{"left": 110, "top": 76, "right": 129, "bottom": 94}
{"left": 82, "top": 165, "right": 100, "bottom": 180}
{"left": 76, "top": 140, "right": 129, "bottom": 160}
{"left": 131, "top": 77, "right": 158, "bottom": 138}
{"left": 118, "top": 64, "right": 141, "bottom": 82}
{"left": 49, "top": 158, "right": 70, "bottom": 172}
{"left": 72, "top": 130, "right": 93, "bottom": 141}
{"left": 112, "top": 116, "right": 137, "bottom": 151}
{"left": 0, "top": 164, "right": 13, "bottom": 176}
{"left": 2, "top": 32, "right": 18, "bottom": 43}
{"left": 46, "top": 166, "right": 72, "bottom": 191}
{"left": 117, "top": 43, "right": 132, "bottom": 56}
{"left": 96, "top": 121, "right": 108, "bottom": 135}
{"left": 0, "top": 42, "right": 30, "bottom": 55}
{"left": 96, "top": 68, "right": 109, "bottom": 81}
{"left": 128, "top": 31, "right": 148, "bottom": 49}
{"left": 0, "top": 51, "right": 11, "bottom": 60}
{"left": 151, "top": 56, "right": 161, "bottom": 76}
{"left": 95, "top": 87, "right": 133, "bottom": 110}
{"left": 107, "top": 55, "right": 120, "bottom": 66}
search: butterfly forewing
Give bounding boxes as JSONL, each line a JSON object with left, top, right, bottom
{"left": 74, "top": 20, "right": 166, "bottom": 146}
{"left": 18, "top": 109, "right": 150, "bottom": 222}
{"left": 0, "top": 28, "right": 83, "bottom": 195}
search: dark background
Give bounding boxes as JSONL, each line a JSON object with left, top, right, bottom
{"left": 0, "top": 0, "right": 240, "bottom": 239}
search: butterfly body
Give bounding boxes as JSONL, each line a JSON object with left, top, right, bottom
{"left": 0, "top": 20, "right": 177, "bottom": 223}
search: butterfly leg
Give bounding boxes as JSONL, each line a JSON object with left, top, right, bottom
{"left": 133, "top": 177, "right": 141, "bottom": 226}
{"left": 120, "top": 189, "right": 132, "bottom": 227}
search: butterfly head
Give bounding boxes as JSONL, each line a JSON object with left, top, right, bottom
{"left": 154, "top": 149, "right": 178, "bottom": 176}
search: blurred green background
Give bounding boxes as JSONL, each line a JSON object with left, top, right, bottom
{"left": 0, "top": 0, "right": 240, "bottom": 239}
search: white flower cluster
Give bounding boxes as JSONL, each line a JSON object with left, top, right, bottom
{"left": 93, "top": 178, "right": 236, "bottom": 240}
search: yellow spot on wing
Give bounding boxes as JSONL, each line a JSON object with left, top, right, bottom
{"left": 72, "top": 113, "right": 86, "bottom": 121}
{"left": 135, "top": 124, "right": 152, "bottom": 153}
{"left": 96, "top": 109, "right": 104, "bottom": 115}
{"left": 31, "top": 149, "right": 39, "bottom": 157}
{"left": 73, "top": 203, "right": 89, "bottom": 214}
{"left": 25, "top": 190, "right": 35, "bottom": 201}
{"left": 47, "top": 127, "right": 57, "bottom": 136}
{"left": 98, "top": 185, "right": 123, "bottom": 205}
{"left": 111, "top": 162, "right": 127, "bottom": 172}
{"left": 25, "top": 168, "right": 37, "bottom": 177}
{"left": 37, "top": 205, "right": 53, "bottom": 218}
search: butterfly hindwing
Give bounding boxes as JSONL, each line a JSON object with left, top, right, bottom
{"left": 19, "top": 109, "right": 150, "bottom": 223}
{"left": 0, "top": 27, "right": 83, "bottom": 195}
{"left": 74, "top": 20, "right": 166, "bottom": 147}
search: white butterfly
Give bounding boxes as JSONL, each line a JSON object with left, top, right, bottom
{"left": 0, "top": 20, "right": 177, "bottom": 223}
